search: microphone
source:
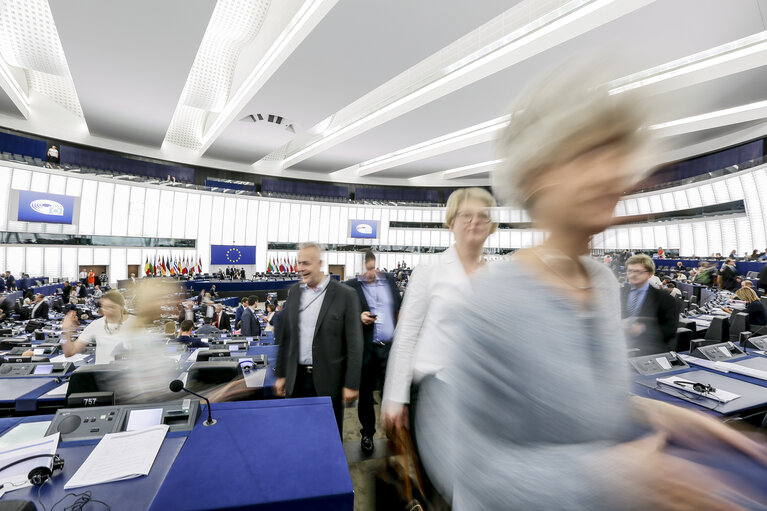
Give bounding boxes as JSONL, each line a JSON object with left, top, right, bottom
{"left": 169, "top": 379, "right": 217, "bottom": 426}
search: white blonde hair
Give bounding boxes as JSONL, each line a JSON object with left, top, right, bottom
{"left": 444, "top": 188, "right": 498, "bottom": 234}
{"left": 493, "top": 63, "right": 653, "bottom": 209}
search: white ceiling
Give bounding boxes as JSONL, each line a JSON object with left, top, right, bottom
{"left": 0, "top": 0, "right": 767, "bottom": 188}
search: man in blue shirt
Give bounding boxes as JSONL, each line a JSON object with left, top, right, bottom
{"left": 344, "top": 250, "right": 402, "bottom": 455}
{"left": 621, "top": 254, "right": 678, "bottom": 354}
{"left": 175, "top": 320, "right": 209, "bottom": 348}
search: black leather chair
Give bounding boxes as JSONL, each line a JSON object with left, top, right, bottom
{"left": 674, "top": 327, "right": 693, "bottom": 353}
{"left": 704, "top": 317, "right": 729, "bottom": 343}
{"left": 729, "top": 312, "right": 750, "bottom": 343}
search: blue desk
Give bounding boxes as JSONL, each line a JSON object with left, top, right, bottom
{"left": 32, "top": 283, "right": 65, "bottom": 296}
{"left": 185, "top": 279, "right": 300, "bottom": 293}
{"left": 0, "top": 378, "right": 62, "bottom": 415}
{"left": 0, "top": 399, "right": 353, "bottom": 510}
{"left": 150, "top": 399, "right": 353, "bottom": 510}
{"left": 660, "top": 258, "right": 767, "bottom": 276}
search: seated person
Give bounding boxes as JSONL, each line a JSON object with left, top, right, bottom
{"left": 621, "top": 254, "right": 679, "bottom": 354}
{"left": 30, "top": 293, "right": 49, "bottom": 319}
{"left": 61, "top": 290, "right": 133, "bottom": 364}
{"left": 211, "top": 304, "right": 230, "bottom": 331}
{"left": 723, "top": 287, "right": 767, "bottom": 327}
{"left": 178, "top": 301, "right": 195, "bottom": 323}
{"left": 92, "top": 284, "right": 103, "bottom": 298}
{"left": 175, "top": 320, "right": 209, "bottom": 348}
{"left": 195, "top": 316, "right": 221, "bottom": 335}
{"left": 665, "top": 282, "right": 681, "bottom": 299}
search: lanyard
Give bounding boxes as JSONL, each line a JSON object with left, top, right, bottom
{"left": 299, "top": 286, "right": 327, "bottom": 312}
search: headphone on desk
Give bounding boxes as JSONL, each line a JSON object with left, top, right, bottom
{"left": 674, "top": 381, "right": 715, "bottom": 394}
{"left": 0, "top": 453, "right": 65, "bottom": 487}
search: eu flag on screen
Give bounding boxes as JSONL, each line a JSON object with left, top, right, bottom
{"left": 211, "top": 245, "right": 256, "bottom": 265}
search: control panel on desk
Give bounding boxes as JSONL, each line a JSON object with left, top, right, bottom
{"left": 46, "top": 400, "right": 200, "bottom": 442}
{"left": 0, "top": 361, "right": 73, "bottom": 377}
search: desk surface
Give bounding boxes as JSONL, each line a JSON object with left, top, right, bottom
{"left": 0, "top": 398, "right": 353, "bottom": 511}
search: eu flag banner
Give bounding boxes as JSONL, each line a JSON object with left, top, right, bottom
{"left": 211, "top": 245, "right": 256, "bottom": 265}
{"left": 349, "top": 219, "right": 379, "bottom": 239}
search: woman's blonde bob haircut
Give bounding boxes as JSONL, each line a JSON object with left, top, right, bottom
{"left": 493, "top": 64, "right": 653, "bottom": 209}
{"left": 444, "top": 187, "right": 498, "bottom": 234}
{"left": 736, "top": 287, "right": 759, "bottom": 303}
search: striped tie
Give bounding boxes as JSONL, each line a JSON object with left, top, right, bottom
{"left": 628, "top": 289, "right": 641, "bottom": 317}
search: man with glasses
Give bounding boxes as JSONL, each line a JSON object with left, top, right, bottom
{"left": 621, "top": 254, "right": 678, "bottom": 354}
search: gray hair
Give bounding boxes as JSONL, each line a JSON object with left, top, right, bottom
{"left": 298, "top": 242, "right": 325, "bottom": 253}
{"left": 492, "top": 63, "right": 652, "bottom": 208}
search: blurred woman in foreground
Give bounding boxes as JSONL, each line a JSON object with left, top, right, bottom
{"left": 417, "top": 66, "right": 767, "bottom": 510}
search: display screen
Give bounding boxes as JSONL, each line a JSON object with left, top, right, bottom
{"left": 16, "top": 190, "right": 77, "bottom": 224}
{"left": 33, "top": 364, "right": 53, "bottom": 375}
{"left": 349, "top": 219, "right": 379, "bottom": 239}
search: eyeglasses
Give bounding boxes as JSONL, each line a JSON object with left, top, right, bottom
{"left": 626, "top": 269, "right": 650, "bottom": 275}
{"left": 455, "top": 211, "right": 492, "bottom": 224}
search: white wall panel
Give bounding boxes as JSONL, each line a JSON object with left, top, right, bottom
{"left": 672, "top": 190, "right": 689, "bottom": 210}
{"left": 93, "top": 182, "right": 114, "bottom": 235}
{"left": 11, "top": 168, "right": 30, "bottom": 190}
{"left": 244, "top": 200, "right": 258, "bottom": 246}
{"left": 720, "top": 218, "right": 737, "bottom": 257}
{"left": 209, "top": 196, "right": 225, "bottom": 244}
{"left": 185, "top": 194, "right": 201, "bottom": 240}
{"left": 0, "top": 168, "right": 12, "bottom": 230}
{"left": 692, "top": 222, "right": 708, "bottom": 257}
{"left": 636, "top": 197, "right": 651, "bottom": 214}
{"left": 171, "top": 192, "right": 188, "bottom": 239}
{"left": 43, "top": 247, "right": 60, "bottom": 279}
{"left": 93, "top": 248, "right": 110, "bottom": 265}
{"left": 78, "top": 180, "right": 98, "bottom": 235}
{"left": 678, "top": 223, "right": 694, "bottom": 256}
{"left": 157, "top": 190, "right": 174, "bottom": 238}
{"left": 699, "top": 184, "right": 716, "bottom": 206}
{"left": 78, "top": 248, "right": 93, "bottom": 266}
{"left": 220, "top": 196, "right": 236, "bottom": 244}
{"left": 623, "top": 199, "right": 638, "bottom": 216}
{"left": 29, "top": 171, "right": 48, "bottom": 192}
{"left": 111, "top": 184, "right": 130, "bottom": 236}
{"left": 328, "top": 206, "right": 340, "bottom": 244}
{"left": 685, "top": 187, "right": 702, "bottom": 208}
{"left": 197, "top": 195, "right": 213, "bottom": 270}
{"left": 61, "top": 247, "right": 77, "bottom": 281}
{"left": 660, "top": 192, "right": 675, "bottom": 211}
{"left": 127, "top": 186, "right": 146, "bottom": 238}
{"left": 233, "top": 199, "right": 248, "bottom": 244}
{"left": 110, "top": 248, "right": 127, "bottom": 282}
{"left": 26, "top": 246, "right": 43, "bottom": 275}
{"left": 704, "top": 219, "right": 722, "bottom": 257}
{"left": 6, "top": 247, "right": 24, "bottom": 276}
{"left": 142, "top": 188, "right": 160, "bottom": 237}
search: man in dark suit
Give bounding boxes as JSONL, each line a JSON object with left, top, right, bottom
{"left": 275, "top": 242, "right": 363, "bottom": 434}
{"left": 5, "top": 271, "right": 15, "bottom": 291}
{"left": 621, "top": 254, "right": 678, "bottom": 355}
{"left": 234, "top": 296, "right": 247, "bottom": 330}
{"left": 344, "top": 250, "right": 402, "bottom": 454}
{"left": 61, "top": 281, "right": 71, "bottom": 304}
{"left": 175, "top": 320, "right": 209, "bottom": 348}
{"left": 719, "top": 258, "right": 739, "bottom": 292}
{"left": 30, "top": 294, "right": 49, "bottom": 320}
{"left": 240, "top": 295, "right": 260, "bottom": 337}
{"left": 212, "top": 304, "right": 231, "bottom": 331}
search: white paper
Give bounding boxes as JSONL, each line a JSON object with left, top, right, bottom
{"left": 718, "top": 346, "right": 732, "bottom": 357}
{"left": 49, "top": 353, "right": 88, "bottom": 364}
{"left": 186, "top": 348, "right": 202, "bottom": 362}
{"left": 655, "top": 357, "right": 672, "bottom": 370}
{"left": 0, "top": 433, "right": 59, "bottom": 496}
{"left": 656, "top": 376, "right": 740, "bottom": 403}
{"left": 0, "top": 422, "right": 51, "bottom": 449}
{"left": 126, "top": 408, "right": 164, "bottom": 432}
{"left": 64, "top": 425, "right": 168, "bottom": 489}
{"left": 41, "top": 383, "right": 69, "bottom": 398}
{"left": 243, "top": 367, "right": 267, "bottom": 388}
{"left": 33, "top": 348, "right": 44, "bottom": 355}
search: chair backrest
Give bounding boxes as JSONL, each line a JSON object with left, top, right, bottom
{"left": 729, "top": 312, "right": 750, "bottom": 342}
{"left": 689, "top": 295, "right": 698, "bottom": 306}
{"left": 682, "top": 291, "right": 690, "bottom": 300}
{"left": 678, "top": 318, "right": 696, "bottom": 334}
{"left": 674, "top": 327, "right": 693, "bottom": 353}
{"left": 704, "top": 317, "right": 729, "bottom": 343}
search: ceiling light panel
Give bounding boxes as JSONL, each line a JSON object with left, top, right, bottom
{"left": 164, "top": 0, "right": 271, "bottom": 150}
{"left": 0, "top": 0, "right": 83, "bottom": 117}
{"left": 269, "top": 0, "right": 654, "bottom": 167}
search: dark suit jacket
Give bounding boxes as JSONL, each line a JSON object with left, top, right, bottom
{"left": 276, "top": 278, "right": 363, "bottom": 400}
{"left": 241, "top": 307, "right": 260, "bottom": 337}
{"left": 720, "top": 265, "right": 739, "bottom": 292}
{"left": 344, "top": 273, "right": 402, "bottom": 364}
{"left": 77, "top": 286, "right": 87, "bottom": 298}
{"left": 621, "top": 284, "right": 679, "bottom": 354}
{"left": 271, "top": 309, "right": 284, "bottom": 345}
{"left": 212, "top": 311, "right": 231, "bottom": 331}
{"left": 62, "top": 285, "right": 71, "bottom": 303}
{"left": 31, "top": 301, "right": 49, "bottom": 320}
{"left": 758, "top": 265, "right": 767, "bottom": 292}
{"left": 175, "top": 335, "right": 208, "bottom": 349}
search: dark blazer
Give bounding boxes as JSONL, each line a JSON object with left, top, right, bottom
{"left": 720, "top": 265, "right": 739, "bottom": 292}
{"left": 276, "top": 278, "right": 363, "bottom": 399}
{"left": 241, "top": 307, "right": 260, "bottom": 337}
{"left": 746, "top": 301, "right": 767, "bottom": 326}
{"left": 758, "top": 265, "right": 767, "bottom": 292}
{"left": 344, "top": 273, "right": 402, "bottom": 364}
{"left": 62, "top": 285, "right": 71, "bottom": 303}
{"left": 271, "top": 309, "right": 284, "bottom": 344}
{"left": 175, "top": 335, "right": 209, "bottom": 349}
{"left": 77, "top": 286, "right": 87, "bottom": 298}
{"left": 212, "top": 311, "right": 231, "bottom": 331}
{"left": 31, "top": 301, "right": 49, "bottom": 320}
{"left": 621, "top": 284, "right": 679, "bottom": 354}
{"left": 234, "top": 305, "right": 245, "bottom": 329}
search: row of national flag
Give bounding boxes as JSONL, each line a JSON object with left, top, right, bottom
{"left": 145, "top": 255, "right": 202, "bottom": 276}
{"left": 266, "top": 258, "right": 297, "bottom": 273}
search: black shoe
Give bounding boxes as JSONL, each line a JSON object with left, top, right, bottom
{"left": 361, "top": 435, "right": 374, "bottom": 455}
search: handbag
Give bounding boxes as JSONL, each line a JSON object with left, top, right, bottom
{"left": 375, "top": 428, "right": 426, "bottom": 511}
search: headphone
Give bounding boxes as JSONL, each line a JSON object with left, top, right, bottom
{"left": 0, "top": 453, "right": 65, "bottom": 487}
{"left": 674, "top": 381, "right": 715, "bottom": 394}
{"left": 239, "top": 359, "right": 255, "bottom": 373}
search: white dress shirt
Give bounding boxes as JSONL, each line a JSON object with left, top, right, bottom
{"left": 383, "top": 245, "right": 474, "bottom": 405}
{"left": 298, "top": 275, "right": 330, "bottom": 365}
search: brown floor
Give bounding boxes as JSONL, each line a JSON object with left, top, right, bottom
{"left": 342, "top": 391, "right": 388, "bottom": 511}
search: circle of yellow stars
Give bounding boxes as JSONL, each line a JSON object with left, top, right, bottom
{"left": 225, "top": 247, "right": 242, "bottom": 263}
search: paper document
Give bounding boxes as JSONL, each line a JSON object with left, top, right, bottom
{"left": 186, "top": 348, "right": 202, "bottom": 362}
{"left": 657, "top": 376, "right": 740, "bottom": 403}
{"left": 243, "top": 367, "right": 267, "bottom": 388}
{"left": 0, "top": 433, "right": 59, "bottom": 497}
{"left": 49, "top": 353, "right": 88, "bottom": 364}
{"left": 41, "top": 382, "right": 69, "bottom": 398}
{"left": 64, "top": 425, "right": 168, "bottom": 489}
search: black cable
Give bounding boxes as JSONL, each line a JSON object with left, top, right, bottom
{"left": 50, "top": 490, "right": 110, "bottom": 511}
{"left": 0, "top": 454, "right": 56, "bottom": 476}
{"left": 37, "top": 478, "right": 48, "bottom": 511}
